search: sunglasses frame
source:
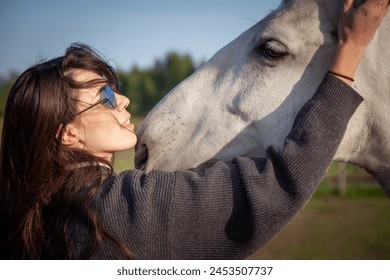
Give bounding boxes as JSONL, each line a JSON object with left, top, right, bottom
{"left": 73, "top": 84, "right": 118, "bottom": 117}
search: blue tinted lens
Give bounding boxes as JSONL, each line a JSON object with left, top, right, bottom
{"left": 100, "top": 84, "right": 117, "bottom": 109}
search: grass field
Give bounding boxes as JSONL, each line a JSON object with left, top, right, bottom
{"left": 248, "top": 196, "right": 390, "bottom": 259}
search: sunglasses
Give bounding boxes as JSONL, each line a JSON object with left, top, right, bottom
{"left": 74, "top": 84, "right": 118, "bottom": 116}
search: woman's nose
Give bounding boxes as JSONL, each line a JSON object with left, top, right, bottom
{"left": 116, "top": 93, "right": 130, "bottom": 110}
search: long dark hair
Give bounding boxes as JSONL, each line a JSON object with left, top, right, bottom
{"left": 0, "top": 43, "right": 133, "bottom": 259}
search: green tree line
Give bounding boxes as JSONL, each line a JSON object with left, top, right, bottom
{"left": 0, "top": 52, "right": 198, "bottom": 117}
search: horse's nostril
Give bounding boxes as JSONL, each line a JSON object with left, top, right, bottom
{"left": 135, "top": 144, "right": 149, "bottom": 170}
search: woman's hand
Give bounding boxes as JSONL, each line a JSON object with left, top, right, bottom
{"left": 340, "top": 0, "right": 389, "bottom": 49}
{"left": 330, "top": 0, "right": 389, "bottom": 85}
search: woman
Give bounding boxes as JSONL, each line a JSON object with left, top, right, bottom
{"left": 0, "top": 0, "right": 388, "bottom": 259}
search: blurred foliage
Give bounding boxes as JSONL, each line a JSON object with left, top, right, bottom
{"left": 0, "top": 72, "right": 18, "bottom": 115}
{"left": 117, "top": 52, "right": 196, "bottom": 116}
{"left": 0, "top": 52, "right": 197, "bottom": 117}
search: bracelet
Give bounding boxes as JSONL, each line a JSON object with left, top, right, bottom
{"left": 327, "top": 70, "right": 354, "bottom": 82}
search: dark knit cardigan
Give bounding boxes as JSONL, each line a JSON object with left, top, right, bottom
{"left": 70, "top": 74, "right": 363, "bottom": 259}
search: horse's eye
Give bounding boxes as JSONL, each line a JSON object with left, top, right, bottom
{"left": 257, "top": 40, "right": 288, "bottom": 59}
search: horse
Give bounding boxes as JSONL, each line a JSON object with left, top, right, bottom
{"left": 135, "top": 0, "right": 390, "bottom": 197}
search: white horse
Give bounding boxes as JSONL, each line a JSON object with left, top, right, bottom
{"left": 135, "top": 0, "right": 390, "bottom": 197}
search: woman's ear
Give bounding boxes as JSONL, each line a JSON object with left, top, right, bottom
{"left": 57, "top": 123, "right": 80, "bottom": 146}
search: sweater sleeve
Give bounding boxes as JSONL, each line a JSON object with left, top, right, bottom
{"left": 167, "top": 74, "right": 363, "bottom": 259}
{"left": 91, "top": 74, "right": 363, "bottom": 260}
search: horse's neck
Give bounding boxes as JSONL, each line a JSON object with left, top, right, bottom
{"left": 335, "top": 91, "right": 390, "bottom": 195}
{"left": 335, "top": 19, "right": 390, "bottom": 193}
{"left": 361, "top": 18, "right": 390, "bottom": 164}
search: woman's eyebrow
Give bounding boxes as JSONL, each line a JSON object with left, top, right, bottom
{"left": 73, "top": 85, "right": 102, "bottom": 105}
{"left": 90, "top": 82, "right": 105, "bottom": 98}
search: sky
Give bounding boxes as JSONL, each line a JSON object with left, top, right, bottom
{"left": 0, "top": 0, "right": 279, "bottom": 77}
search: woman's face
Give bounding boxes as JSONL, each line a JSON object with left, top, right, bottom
{"left": 69, "top": 69, "right": 137, "bottom": 161}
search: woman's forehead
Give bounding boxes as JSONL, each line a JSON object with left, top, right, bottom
{"left": 71, "top": 69, "right": 102, "bottom": 83}
{"left": 69, "top": 70, "right": 104, "bottom": 103}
